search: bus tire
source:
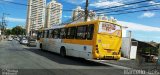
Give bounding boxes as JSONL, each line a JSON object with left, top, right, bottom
{"left": 60, "top": 47, "right": 66, "bottom": 57}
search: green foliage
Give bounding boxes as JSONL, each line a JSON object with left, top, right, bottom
{"left": 142, "top": 47, "right": 158, "bottom": 55}
{"left": 5, "top": 29, "right": 12, "bottom": 35}
{"left": 12, "top": 26, "right": 25, "bottom": 35}
{"left": 158, "top": 46, "right": 160, "bottom": 55}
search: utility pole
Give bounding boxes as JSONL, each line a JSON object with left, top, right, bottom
{"left": 85, "top": 0, "right": 89, "bottom": 21}
{"left": 1, "top": 13, "right": 9, "bottom": 35}
{"left": 128, "top": 31, "right": 132, "bottom": 59}
{"left": 1, "top": 13, "right": 6, "bottom": 35}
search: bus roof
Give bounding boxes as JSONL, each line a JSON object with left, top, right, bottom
{"left": 66, "top": 20, "right": 121, "bottom": 27}
{"left": 41, "top": 20, "right": 121, "bottom": 30}
{"left": 44, "top": 25, "right": 65, "bottom": 30}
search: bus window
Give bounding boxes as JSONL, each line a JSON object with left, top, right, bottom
{"left": 44, "top": 30, "right": 48, "bottom": 38}
{"left": 87, "top": 24, "right": 94, "bottom": 40}
{"left": 60, "top": 28, "right": 66, "bottom": 39}
{"left": 53, "top": 29, "right": 60, "bottom": 39}
{"left": 37, "top": 31, "right": 41, "bottom": 40}
{"left": 67, "top": 27, "right": 76, "bottom": 39}
{"left": 49, "top": 30, "right": 53, "bottom": 38}
{"left": 46, "top": 30, "right": 49, "bottom": 38}
{"left": 65, "top": 28, "right": 68, "bottom": 39}
{"left": 42, "top": 30, "right": 45, "bottom": 38}
{"left": 51, "top": 30, "right": 54, "bottom": 38}
{"left": 66, "top": 28, "right": 70, "bottom": 39}
{"left": 76, "top": 25, "right": 87, "bottom": 39}
{"left": 38, "top": 32, "right": 42, "bottom": 38}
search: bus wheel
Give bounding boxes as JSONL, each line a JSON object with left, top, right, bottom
{"left": 60, "top": 47, "right": 66, "bottom": 57}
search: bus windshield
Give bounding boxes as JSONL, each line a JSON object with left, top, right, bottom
{"left": 98, "top": 22, "right": 122, "bottom": 37}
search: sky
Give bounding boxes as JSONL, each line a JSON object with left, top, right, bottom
{"left": 0, "top": 0, "right": 160, "bottom": 42}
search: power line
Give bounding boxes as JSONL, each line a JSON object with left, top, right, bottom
{"left": 93, "top": 0, "right": 152, "bottom": 11}
{"left": 1, "top": 0, "right": 158, "bottom": 18}
{"left": 46, "top": 8, "right": 72, "bottom": 11}
{"left": 97, "top": 2, "right": 160, "bottom": 14}
{"left": 106, "top": 8, "right": 160, "bottom": 15}
{"left": 0, "top": 0, "right": 73, "bottom": 12}
{"left": 0, "top": 0, "right": 28, "bottom": 6}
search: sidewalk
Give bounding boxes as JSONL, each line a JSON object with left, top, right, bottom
{"left": 0, "top": 35, "right": 4, "bottom": 42}
{"left": 103, "top": 57, "right": 160, "bottom": 69}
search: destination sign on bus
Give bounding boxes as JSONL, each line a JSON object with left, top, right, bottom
{"left": 99, "top": 22, "right": 121, "bottom": 34}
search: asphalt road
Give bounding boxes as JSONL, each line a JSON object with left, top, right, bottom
{"left": 0, "top": 40, "right": 126, "bottom": 75}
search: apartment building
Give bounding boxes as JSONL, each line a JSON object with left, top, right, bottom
{"left": 45, "top": 0, "right": 62, "bottom": 28}
{"left": 72, "top": 6, "right": 96, "bottom": 21}
{"left": 26, "top": 0, "right": 46, "bottom": 35}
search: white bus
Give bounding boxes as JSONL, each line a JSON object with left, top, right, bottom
{"left": 37, "top": 20, "right": 122, "bottom": 60}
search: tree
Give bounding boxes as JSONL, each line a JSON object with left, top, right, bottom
{"left": 142, "top": 47, "right": 158, "bottom": 55}
{"left": 5, "top": 29, "right": 12, "bottom": 35}
{"left": 12, "top": 26, "right": 25, "bottom": 35}
{"left": 157, "top": 44, "right": 160, "bottom": 56}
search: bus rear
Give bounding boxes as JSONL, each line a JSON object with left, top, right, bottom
{"left": 93, "top": 21, "right": 122, "bottom": 60}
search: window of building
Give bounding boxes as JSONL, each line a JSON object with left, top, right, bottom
{"left": 76, "top": 25, "right": 87, "bottom": 39}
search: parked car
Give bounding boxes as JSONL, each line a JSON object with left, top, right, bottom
{"left": 19, "top": 37, "right": 26, "bottom": 42}
{"left": 27, "top": 39, "right": 37, "bottom": 47}
{"left": 20, "top": 38, "right": 28, "bottom": 45}
{"left": 8, "top": 37, "right": 13, "bottom": 41}
{"left": 16, "top": 37, "right": 20, "bottom": 41}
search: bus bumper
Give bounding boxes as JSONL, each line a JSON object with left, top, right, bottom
{"left": 95, "top": 55, "right": 121, "bottom": 60}
{"left": 103, "top": 55, "right": 120, "bottom": 60}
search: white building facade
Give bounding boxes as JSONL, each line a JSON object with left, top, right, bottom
{"left": 72, "top": 6, "right": 96, "bottom": 22}
{"left": 45, "top": 0, "right": 62, "bottom": 28}
{"left": 72, "top": 6, "right": 84, "bottom": 21}
{"left": 26, "top": 0, "right": 46, "bottom": 35}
